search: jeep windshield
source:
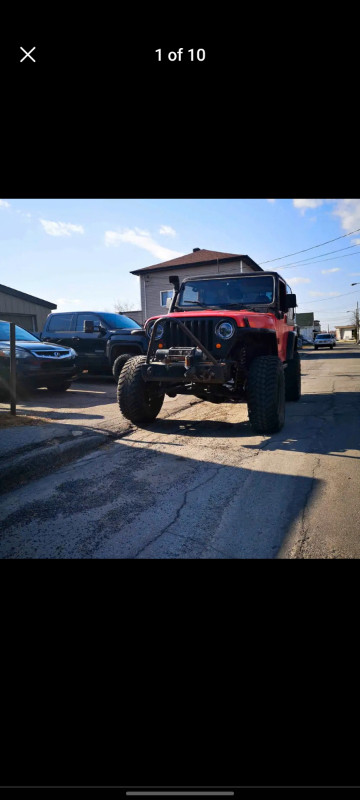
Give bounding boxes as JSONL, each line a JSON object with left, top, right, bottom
{"left": 176, "top": 275, "right": 274, "bottom": 310}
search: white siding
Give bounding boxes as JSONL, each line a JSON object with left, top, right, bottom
{"left": 140, "top": 260, "right": 256, "bottom": 321}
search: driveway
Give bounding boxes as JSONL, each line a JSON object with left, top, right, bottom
{"left": 0, "top": 373, "right": 202, "bottom": 435}
{"left": 2, "top": 344, "right": 360, "bottom": 558}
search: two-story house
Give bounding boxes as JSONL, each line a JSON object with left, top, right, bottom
{"left": 129, "top": 248, "right": 263, "bottom": 324}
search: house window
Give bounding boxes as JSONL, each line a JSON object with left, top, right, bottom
{"left": 160, "top": 290, "right": 174, "bottom": 307}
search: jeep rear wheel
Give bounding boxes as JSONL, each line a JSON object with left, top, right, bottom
{"left": 247, "top": 356, "right": 285, "bottom": 434}
{"left": 117, "top": 355, "right": 164, "bottom": 424}
{"left": 112, "top": 353, "right": 133, "bottom": 382}
{"left": 285, "top": 351, "right": 301, "bottom": 401}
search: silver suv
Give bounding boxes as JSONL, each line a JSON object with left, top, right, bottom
{"left": 314, "top": 334, "right": 335, "bottom": 350}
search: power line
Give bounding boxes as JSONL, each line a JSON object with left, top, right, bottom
{"left": 279, "top": 250, "right": 360, "bottom": 270}
{"left": 273, "top": 244, "right": 360, "bottom": 270}
{"left": 259, "top": 226, "right": 360, "bottom": 264}
{"left": 300, "top": 289, "right": 360, "bottom": 304}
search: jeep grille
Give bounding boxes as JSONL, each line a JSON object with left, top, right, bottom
{"left": 165, "top": 318, "right": 214, "bottom": 351}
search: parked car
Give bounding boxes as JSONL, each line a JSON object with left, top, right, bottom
{"left": 314, "top": 334, "right": 335, "bottom": 350}
{"left": 300, "top": 336, "right": 314, "bottom": 346}
{"left": 0, "top": 320, "right": 78, "bottom": 396}
{"left": 297, "top": 336, "right": 303, "bottom": 349}
{"left": 39, "top": 311, "right": 148, "bottom": 379}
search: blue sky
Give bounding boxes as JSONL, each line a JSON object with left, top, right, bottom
{"left": 1, "top": 197, "right": 360, "bottom": 330}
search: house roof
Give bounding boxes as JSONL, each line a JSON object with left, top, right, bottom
{"left": 296, "top": 312, "right": 314, "bottom": 326}
{"left": 130, "top": 249, "right": 262, "bottom": 276}
{"left": 0, "top": 283, "right": 57, "bottom": 309}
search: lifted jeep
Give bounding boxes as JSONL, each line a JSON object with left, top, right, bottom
{"left": 117, "top": 271, "right": 300, "bottom": 433}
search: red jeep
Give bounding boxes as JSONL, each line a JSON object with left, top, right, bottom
{"left": 117, "top": 271, "right": 300, "bottom": 433}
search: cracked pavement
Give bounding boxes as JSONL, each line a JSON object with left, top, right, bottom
{"left": 1, "top": 344, "right": 360, "bottom": 558}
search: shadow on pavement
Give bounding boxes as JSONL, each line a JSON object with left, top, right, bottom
{"left": 132, "top": 389, "right": 360, "bottom": 461}
{"left": 0, "top": 433, "right": 322, "bottom": 559}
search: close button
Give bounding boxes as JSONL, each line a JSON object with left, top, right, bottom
{"left": 20, "top": 47, "right": 36, "bottom": 63}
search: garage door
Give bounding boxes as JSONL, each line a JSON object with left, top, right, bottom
{"left": 0, "top": 313, "right": 37, "bottom": 331}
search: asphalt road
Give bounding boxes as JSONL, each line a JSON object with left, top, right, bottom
{"left": 0, "top": 373, "right": 198, "bottom": 434}
{"left": 1, "top": 344, "right": 360, "bottom": 558}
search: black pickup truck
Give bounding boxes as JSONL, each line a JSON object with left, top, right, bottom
{"left": 39, "top": 311, "right": 148, "bottom": 379}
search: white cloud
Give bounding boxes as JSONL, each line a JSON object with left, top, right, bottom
{"left": 0, "top": 199, "right": 10, "bottom": 208}
{"left": 350, "top": 272, "right": 360, "bottom": 276}
{"left": 16, "top": 209, "right": 32, "bottom": 219}
{"left": 55, "top": 297, "right": 81, "bottom": 311}
{"left": 39, "top": 219, "right": 84, "bottom": 237}
{"left": 267, "top": 199, "right": 276, "bottom": 203}
{"left": 159, "top": 225, "right": 176, "bottom": 237}
{"left": 293, "top": 199, "right": 324, "bottom": 215}
{"left": 105, "top": 227, "right": 182, "bottom": 261}
{"left": 321, "top": 267, "right": 341, "bottom": 274}
{"left": 309, "top": 291, "right": 339, "bottom": 297}
{"left": 288, "top": 277, "right": 311, "bottom": 284}
{"left": 332, "top": 199, "right": 360, "bottom": 232}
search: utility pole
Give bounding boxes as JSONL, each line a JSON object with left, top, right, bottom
{"left": 350, "top": 284, "right": 360, "bottom": 343}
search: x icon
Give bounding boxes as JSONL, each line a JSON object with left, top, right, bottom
{"left": 20, "top": 46, "right": 36, "bottom": 62}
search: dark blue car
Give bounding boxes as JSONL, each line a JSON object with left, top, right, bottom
{"left": 0, "top": 320, "right": 78, "bottom": 395}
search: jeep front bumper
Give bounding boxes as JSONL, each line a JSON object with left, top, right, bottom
{"left": 142, "top": 347, "right": 231, "bottom": 384}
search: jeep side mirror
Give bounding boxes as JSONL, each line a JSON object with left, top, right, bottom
{"left": 84, "top": 320, "right": 94, "bottom": 333}
{"left": 285, "top": 294, "right": 297, "bottom": 311}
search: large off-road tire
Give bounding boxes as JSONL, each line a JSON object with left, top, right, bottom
{"left": 247, "top": 355, "right": 285, "bottom": 434}
{"left": 112, "top": 353, "right": 133, "bottom": 382}
{"left": 285, "top": 351, "right": 301, "bottom": 401}
{"left": 117, "top": 355, "right": 164, "bottom": 424}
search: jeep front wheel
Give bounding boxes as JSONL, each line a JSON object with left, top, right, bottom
{"left": 112, "top": 353, "right": 133, "bottom": 382}
{"left": 117, "top": 355, "right": 164, "bottom": 424}
{"left": 247, "top": 355, "right": 285, "bottom": 434}
{"left": 285, "top": 351, "right": 301, "bottom": 401}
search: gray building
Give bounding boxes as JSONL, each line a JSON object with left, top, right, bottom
{"left": 130, "top": 248, "right": 263, "bottom": 324}
{"left": 0, "top": 284, "right": 57, "bottom": 332}
{"left": 295, "top": 312, "right": 321, "bottom": 341}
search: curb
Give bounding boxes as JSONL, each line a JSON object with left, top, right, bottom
{"left": 0, "top": 431, "right": 109, "bottom": 495}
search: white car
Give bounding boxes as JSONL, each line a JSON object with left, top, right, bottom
{"left": 314, "top": 334, "right": 335, "bottom": 350}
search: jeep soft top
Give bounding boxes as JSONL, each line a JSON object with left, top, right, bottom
{"left": 117, "top": 271, "right": 300, "bottom": 433}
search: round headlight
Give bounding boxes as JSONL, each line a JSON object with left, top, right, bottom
{"left": 147, "top": 321, "right": 164, "bottom": 340}
{"left": 215, "top": 321, "right": 235, "bottom": 340}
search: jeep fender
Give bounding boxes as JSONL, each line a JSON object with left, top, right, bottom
{"left": 286, "top": 330, "right": 297, "bottom": 361}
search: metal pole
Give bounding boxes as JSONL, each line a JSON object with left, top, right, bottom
{"left": 9, "top": 322, "right": 16, "bottom": 415}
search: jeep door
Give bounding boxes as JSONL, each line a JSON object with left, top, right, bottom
{"left": 73, "top": 313, "right": 109, "bottom": 372}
